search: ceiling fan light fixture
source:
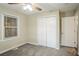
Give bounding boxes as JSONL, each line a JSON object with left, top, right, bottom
{"left": 23, "top": 4, "right": 32, "bottom": 11}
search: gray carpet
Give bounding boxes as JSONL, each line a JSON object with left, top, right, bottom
{"left": 0, "top": 43, "right": 76, "bottom": 56}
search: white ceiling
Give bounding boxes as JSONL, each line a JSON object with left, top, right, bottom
{"left": 0, "top": 3, "right": 79, "bottom": 15}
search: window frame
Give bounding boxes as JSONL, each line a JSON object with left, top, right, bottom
{"left": 2, "top": 14, "right": 19, "bottom": 39}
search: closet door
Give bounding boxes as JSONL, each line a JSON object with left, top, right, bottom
{"left": 37, "top": 16, "right": 57, "bottom": 48}
{"left": 46, "top": 17, "right": 57, "bottom": 48}
{"left": 37, "top": 18, "right": 47, "bottom": 46}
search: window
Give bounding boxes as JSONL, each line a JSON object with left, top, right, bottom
{"left": 4, "top": 16, "right": 17, "bottom": 37}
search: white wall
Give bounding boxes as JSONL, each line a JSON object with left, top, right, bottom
{"left": 27, "top": 11, "right": 60, "bottom": 49}
{"left": 27, "top": 16, "right": 38, "bottom": 44}
{"left": 0, "top": 6, "right": 28, "bottom": 54}
{"left": 60, "top": 10, "right": 75, "bottom": 17}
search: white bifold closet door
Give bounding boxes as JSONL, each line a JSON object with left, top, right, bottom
{"left": 46, "top": 17, "right": 56, "bottom": 48}
{"left": 37, "top": 17, "right": 47, "bottom": 46}
{"left": 37, "top": 16, "right": 57, "bottom": 48}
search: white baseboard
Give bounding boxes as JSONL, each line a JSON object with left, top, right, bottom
{"left": 0, "top": 42, "right": 27, "bottom": 54}
{"left": 27, "top": 42, "right": 38, "bottom": 45}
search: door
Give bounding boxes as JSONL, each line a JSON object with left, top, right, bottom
{"left": 46, "top": 17, "right": 57, "bottom": 48}
{"left": 37, "top": 16, "right": 57, "bottom": 48}
{"left": 37, "top": 17, "right": 47, "bottom": 46}
{"left": 61, "top": 16, "right": 77, "bottom": 47}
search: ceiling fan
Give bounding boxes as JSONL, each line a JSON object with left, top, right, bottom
{"left": 8, "top": 3, "right": 42, "bottom": 12}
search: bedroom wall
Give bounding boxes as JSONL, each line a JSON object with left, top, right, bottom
{"left": 60, "top": 10, "right": 75, "bottom": 17}
{"left": 0, "top": 6, "right": 28, "bottom": 54}
{"left": 27, "top": 16, "right": 38, "bottom": 45}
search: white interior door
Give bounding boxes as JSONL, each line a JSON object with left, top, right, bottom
{"left": 61, "top": 17, "right": 77, "bottom": 47}
{"left": 46, "top": 17, "right": 57, "bottom": 48}
{"left": 37, "top": 18, "right": 47, "bottom": 46}
{"left": 37, "top": 16, "right": 57, "bottom": 48}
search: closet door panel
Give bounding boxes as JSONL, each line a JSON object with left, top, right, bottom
{"left": 37, "top": 18, "right": 47, "bottom": 46}
{"left": 46, "top": 17, "right": 57, "bottom": 48}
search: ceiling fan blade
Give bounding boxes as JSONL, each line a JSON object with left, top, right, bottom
{"left": 35, "top": 7, "right": 42, "bottom": 11}
{"left": 8, "top": 3, "right": 19, "bottom": 5}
